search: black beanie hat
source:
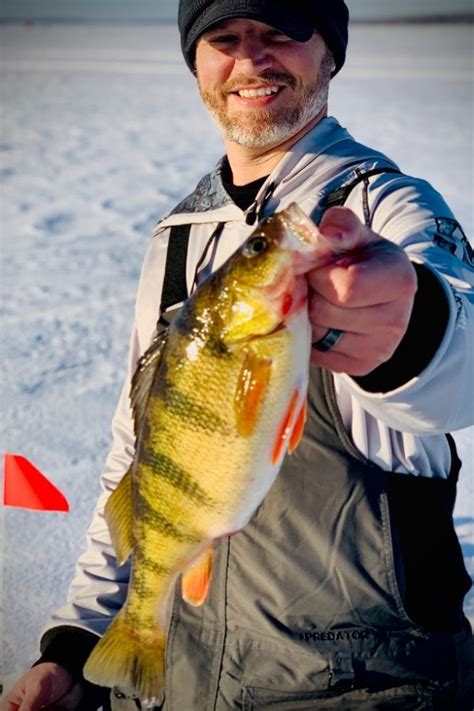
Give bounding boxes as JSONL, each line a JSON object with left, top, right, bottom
{"left": 178, "top": 0, "right": 349, "bottom": 76}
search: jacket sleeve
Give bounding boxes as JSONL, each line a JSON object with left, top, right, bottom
{"left": 40, "top": 326, "right": 137, "bottom": 644}
{"left": 340, "top": 174, "right": 473, "bottom": 434}
{"left": 38, "top": 231, "right": 170, "bottom": 652}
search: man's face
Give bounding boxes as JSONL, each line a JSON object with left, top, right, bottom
{"left": 195, "top": 18, "right": 334, "bottom": 149}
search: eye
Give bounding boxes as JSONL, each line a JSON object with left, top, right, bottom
{"left": 207, "top": 33, "right": 239, "bottom": 47}
{"left": 266, "top": 29, "right": 292, "bottom": 43}
{"left": 243, "top": 235, "right": 268, "bottom": 258}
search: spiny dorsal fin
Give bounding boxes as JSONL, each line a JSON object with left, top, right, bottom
{"left": 130, "top": 330, "right": 168, "bottom": 439}
{"left": 105, "top": 467, "right": 133, "bottom": 566}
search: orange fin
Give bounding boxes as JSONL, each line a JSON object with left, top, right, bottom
{"left": 288, "top": 399, "right": 307, "bottom": 454}
{"left": 234, "top": 350, "right": 272, "bottom": 437}
{"left": 182, "top": 547, "right": 214, "bottom": 607}
{"left": 272, "top": 389, "right": 300, "bottom": 465}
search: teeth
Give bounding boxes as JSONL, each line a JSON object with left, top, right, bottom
{"left": 238, "top": 86, "right": 280, "bottom": 98}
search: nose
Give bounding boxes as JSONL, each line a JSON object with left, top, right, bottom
{"left": 234, "top": 36, "right": 275, "bottom": 73}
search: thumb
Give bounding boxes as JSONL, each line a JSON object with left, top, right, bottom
{"left": 48, "top": 682, "right": 84, "bottom": 710}
{"left": 318, "top": 206, "right": 375, "bottom": 255}
{"left": 1, "top": 665, "right": 77, "bottom": 711}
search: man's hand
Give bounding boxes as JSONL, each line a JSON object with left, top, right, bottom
{"left": 308, "top": 206, "right": 418, "bottom": 377}
{"left": 0, "top": 663, "right": 83, "bottom": 711}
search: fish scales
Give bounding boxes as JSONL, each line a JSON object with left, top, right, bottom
{"left": 147, "top": 337, "right": 288, "bottom": 532}
{"left": 84, "top": 203, "right": 329, "bottom": 704}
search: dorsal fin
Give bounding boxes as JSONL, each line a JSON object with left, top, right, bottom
{"left": 130, "top": 330, "right": 168, "bottom": 438}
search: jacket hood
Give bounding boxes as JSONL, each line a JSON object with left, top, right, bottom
{"left": 155, "top": 117, "right": 399, "bottom": 235}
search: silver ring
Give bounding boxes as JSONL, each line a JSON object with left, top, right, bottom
{"left": 312, "top": 328, "right": 345, "bottom": 352}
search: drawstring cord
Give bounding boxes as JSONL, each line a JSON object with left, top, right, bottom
{"left": 245, "top": 181, "right": 277, "bottom": 225}
{"left": 191, "top": 222, "right": 225, "bottom": 291}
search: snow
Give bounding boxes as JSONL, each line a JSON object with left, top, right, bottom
{"left": 1, "top": 20, "right": 472, "bottom": 692}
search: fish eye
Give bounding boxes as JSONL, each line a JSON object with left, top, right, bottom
{"left": 243, "top": 235, "right": 268, "bottom": 258}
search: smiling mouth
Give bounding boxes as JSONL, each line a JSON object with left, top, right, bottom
{"left": 233, "top": 86, "right": 283, "bottom": 99}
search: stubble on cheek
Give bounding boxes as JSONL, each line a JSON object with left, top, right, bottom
{"left": 198, "top": 70, "right": 296, "bottom": 125}
{"left": 197, "top": 55, "right": 333, "bottom": 148}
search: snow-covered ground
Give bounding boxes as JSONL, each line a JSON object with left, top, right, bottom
{"left": 1, "top": 21, "right": 472, "bottom": 690}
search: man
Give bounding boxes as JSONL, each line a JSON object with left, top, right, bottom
{"left": 2, "top": 1, "right": 473, "bottom": 709}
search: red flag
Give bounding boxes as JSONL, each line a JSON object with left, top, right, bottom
{"left": 3, "top": 453, "right": 69, "bottom": 511}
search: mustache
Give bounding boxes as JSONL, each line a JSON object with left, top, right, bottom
{"left": 221, "top": 70, "right": 297, "bottom": 93}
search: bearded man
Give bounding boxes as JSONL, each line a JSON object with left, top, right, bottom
{"left": 3, "top": 1, "right": 473, "bottom": 710}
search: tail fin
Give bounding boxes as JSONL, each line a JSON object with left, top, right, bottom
{"left": 83, "top": 609, "right": 165, "bottom": 706}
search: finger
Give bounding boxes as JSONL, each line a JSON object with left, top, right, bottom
{"left": 0, "top": 684, "right": 49, "bottom": 711}
{"left": 310, "top": 346, "right": 368, "bottom": 376}
{"left": 318, "top": 206, "right": 376, "bottom": 253}
{"left": 309, "top": 293, "right": 412, "bottom": 345}
{"left": 14, "top": 677, "right": 73, "bottom": 711}
{"left": 15, "top": 687, "right": 51, "bottom": 711}
{"left": 310, "top": 333, "right": 395, "bottom": 376}
{"left": 0, "top": 695, "right": 19, "bottom": 711}
{"left": 308, "top": 241, "right": 417, "bottom": 308}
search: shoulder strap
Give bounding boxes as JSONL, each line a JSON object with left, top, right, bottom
{"left": 159, "top": 223, "right": 191, "bottom": 316}
{"left": 323, "top": 166, "right": 402, "bottom": 210}
{"left": 323, "top": 166, "right": 402, "bottom": 227}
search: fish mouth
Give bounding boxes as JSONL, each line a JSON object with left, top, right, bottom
{"left": 279, "top": 203, "right": 348, "bottom": 265}
{"left": 230, "top": 320, "right": 286, "bottom": 346}
{"left": 257, "top": 321, "right": 286, "bottom": 339}
{"left": 241, "top": 321, "right": 287, "bottom": 343}
{"left": 279, "top": 203, "right": 319, "bottom": 250}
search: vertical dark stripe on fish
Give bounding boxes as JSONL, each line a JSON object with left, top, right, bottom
{"left": 152, "top": 386, "right": 228, "bottom": 434}
{"left": 141, "top": 450, "right": 216, "bottom": 507}
{"left": 135, "top": 490, "right": 202, "bottom": 542}
{"left": 133, "top": 549, "right": 173, "bottom": 577}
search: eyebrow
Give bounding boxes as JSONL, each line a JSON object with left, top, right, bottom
{"left": 203, "top": 21, "right": 234, "bottom": 34}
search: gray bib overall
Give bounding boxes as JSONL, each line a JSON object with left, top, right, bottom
{"left": 111, "top": 365, "right": 473, "bottom": 711}
{"left": 110, "top": 165, "right": 472, "bottom": 710}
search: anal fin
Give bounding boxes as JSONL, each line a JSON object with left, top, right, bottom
{"left": 181, "top": 546, "right": 214, "bottom": 606}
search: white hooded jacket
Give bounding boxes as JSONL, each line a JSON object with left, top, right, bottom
{"left": 42, "top": 117, "right": 473, "bottom": 642}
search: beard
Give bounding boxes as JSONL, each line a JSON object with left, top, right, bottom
{"left": 198, "top": 52, "right": 334, "bottom": 149}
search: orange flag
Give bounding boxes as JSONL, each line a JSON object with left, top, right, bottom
{"left": 2, "top": 453, "right": 69, "bottom": 511}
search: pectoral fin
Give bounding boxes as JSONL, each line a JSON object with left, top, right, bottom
{"left": 181, "top": 546, "right": 214, "bottom": 607}
{"left": 234, "top": 350, "right": 272, "bottom": 437}
{"left": 104, "top": 467, "right": 134, "bottom": 566}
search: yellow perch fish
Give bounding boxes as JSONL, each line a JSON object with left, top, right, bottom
{"left": 84, "top": 203, "right": 331, "bottom": 706}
